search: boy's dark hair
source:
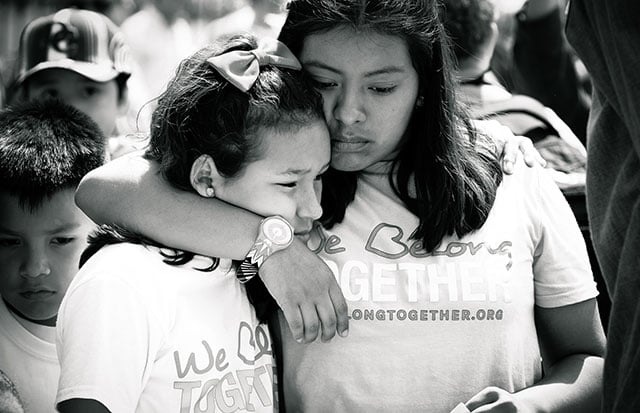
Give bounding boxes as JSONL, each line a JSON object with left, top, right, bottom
{"left": 0, "top": 99, "right": 106, "bottom": 211}
{"left": 146, "top": 32, "right": 324, "bottom": 191}
{"left": 280, "top": 0, "right": 502, "bottom": 253}
{"left": 440, "top": 0, "right": 496, "bottom": 61}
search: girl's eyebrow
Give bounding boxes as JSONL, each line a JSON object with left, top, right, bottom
{"left": 302, "top": 60, "right": 341, "bottom": 74}
{"left": 281, "top": 161, "right": 331, "bottom": 176}
{"left": 303, "top": 60, "right": 407, "bottom": 77}
{"left": 363, "top": 67, "right": 407, "bottom": 78}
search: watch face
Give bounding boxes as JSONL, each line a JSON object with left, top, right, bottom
{"left": 262, "top": 217, "right": 293, "bottom": 246}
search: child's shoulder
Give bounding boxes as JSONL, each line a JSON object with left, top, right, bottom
{"left": 75, "top": 242, "right": 162, "bottom": 285}
{"left": 65, "top": 243, "right": 178, "bottom": 313}
{"left": 85, "top": 241, "right": 155, "bottom": 262}
{"left": 502, "top": 158, "right": 547, "bottom": 189}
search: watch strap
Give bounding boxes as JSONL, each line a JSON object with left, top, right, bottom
{"left": 237, "top": 239, "right": 273, "bottom": 283}
{"left": 237, "top": 258, "right": 259, "bottom": 283}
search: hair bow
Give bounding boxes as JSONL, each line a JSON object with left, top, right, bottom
{"left": 206, "top": 38, "right": 302, "bottom": 92}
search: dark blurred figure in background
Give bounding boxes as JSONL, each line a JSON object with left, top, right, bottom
{"left": 511, "top": 0, "right": 589, "bottom": 144}
{"left": 566, "top": 2, "right": 640, "bottom": 412}
{"left": 489, "top": 0, "right": 590, "bottom": 145}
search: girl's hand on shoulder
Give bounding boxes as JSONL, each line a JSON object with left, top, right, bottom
{"left": 465, "top": 386, "right": 535, "bottom": 413}
{"left": 473, "top": 119, "right": 547, "bottom": 174}
{"left": 500, "top": 133, "right": 546, "bottom": 174}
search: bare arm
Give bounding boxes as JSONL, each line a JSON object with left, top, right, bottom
{"left": 76, "top": 153, "right": 258, "bottom": 259}
{"left": 75, "top": 153, "right": 349, "bottom": 343}
{"left": 466, "top": 298, "right": 605, "bottom": 412}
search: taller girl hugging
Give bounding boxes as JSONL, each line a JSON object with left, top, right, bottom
{"left": 73, "top": 0, "right": 605, "bottom": 411}
{"left": 55, "top": 34, "right": 329, "bottom": 413}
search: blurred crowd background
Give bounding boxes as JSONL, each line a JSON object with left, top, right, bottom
{"left": 0, "top": 0, "right": 587, "bottom": 131}
{"left": 0, "top": 0, "right": 288, "bottom": 133}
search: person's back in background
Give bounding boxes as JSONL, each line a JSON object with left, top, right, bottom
{"left": 0, "top": 100, "right": 105, "bottom": 412}
{"left": 11, "top": 8, "right": 142, "bottom": 159}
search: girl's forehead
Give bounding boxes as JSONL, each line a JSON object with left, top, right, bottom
{"left": 249, "top": 121, "right": 330, "bottom": 174}
{"left": 299, "top": 28, "right": 412, "bottom": 72}
{"left": 302, "top": 26, "right": 407, "bottom": 53}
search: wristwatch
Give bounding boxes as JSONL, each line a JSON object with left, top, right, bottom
{"left": 237, "top": 215, "right": 294, "bottom": 283}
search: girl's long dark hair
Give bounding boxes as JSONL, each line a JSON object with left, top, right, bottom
{"left": 279, "top": 0, "right": 502, "bottom": 252}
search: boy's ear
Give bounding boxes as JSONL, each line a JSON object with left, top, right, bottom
{"left": 190, "top": 155, "right": 224, "bottom": 198}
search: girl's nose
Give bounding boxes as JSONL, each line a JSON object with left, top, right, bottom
{"left": 297, "top": 186, "right": 323, "bottom": 222}
{"left": 332, "top": 89, "right": 365, "bottom": 126}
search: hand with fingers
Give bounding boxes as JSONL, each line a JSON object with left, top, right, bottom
{"left": 465, "top": 387, "right": 535, "bottom": 413}
{"left": 500, "top": 133, "right": 546, "bottom": 174}
{"left": 474, "top": 119, "right": 547, "bottom": 174}
{"left": 259, "top": 237, "right": 349, "bottom": 343}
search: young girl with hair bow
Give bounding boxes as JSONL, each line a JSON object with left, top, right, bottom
{"left": 55, "top": 34, "right": 330, "bottom": 413}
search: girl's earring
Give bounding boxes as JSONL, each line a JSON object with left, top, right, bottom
{"left": 416, "top": 96, "right": 425, "bottom": 107}
{"left": 205, "top": 187, "right": 215, "bottom": 198}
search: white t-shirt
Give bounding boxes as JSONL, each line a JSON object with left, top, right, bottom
{"left": 0, "top": 298, "right": 59, "bottom": 412}
{"left": 56, "top": 244, "right": 276, "bottom": 413}
{"left": 280, "top": 163, "right": 598, "bottom": 412}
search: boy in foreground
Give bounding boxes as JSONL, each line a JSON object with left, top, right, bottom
{"left": 0, "top": 100, "right": 105, "bottom": 412}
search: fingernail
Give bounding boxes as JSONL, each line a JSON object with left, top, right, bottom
{"left": 296, "top": 337, "right": 304, "bottom": 344}
{"left": 339, "top": 328, "right": 349, "bottom": 338}
{"left": 503, "top": 160, "right": 514, "bottom": 174}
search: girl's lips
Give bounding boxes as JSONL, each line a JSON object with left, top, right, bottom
{"left": 331, "top": 138, "right": 367, "bottom": 152}
{"left": 20, "top": 290, "right": 56, "bottom": 300}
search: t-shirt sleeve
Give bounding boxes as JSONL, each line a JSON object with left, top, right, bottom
{"left": 530, "top": 166, "right": 599, "bottom": 307}
{"left": 56, "top": 268, "right": 169, "bottom": 412}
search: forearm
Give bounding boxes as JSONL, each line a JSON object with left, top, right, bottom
{"left": 76, "top": 154, "right": 260, "bottom": 259}
{"left": 517, "top": 353, "right": 603, "bottom": 412}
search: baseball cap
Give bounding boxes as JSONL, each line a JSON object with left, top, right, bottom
{"left": 15, "top": 8, "right": 132, "bottom": 86}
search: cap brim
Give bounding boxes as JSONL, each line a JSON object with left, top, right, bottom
{"left": 17, "top": 59, "right": 125, "bottom": 84}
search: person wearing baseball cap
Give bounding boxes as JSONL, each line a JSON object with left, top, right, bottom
{"left": 13, "top": 8, "right": 139, "bottom": 157}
